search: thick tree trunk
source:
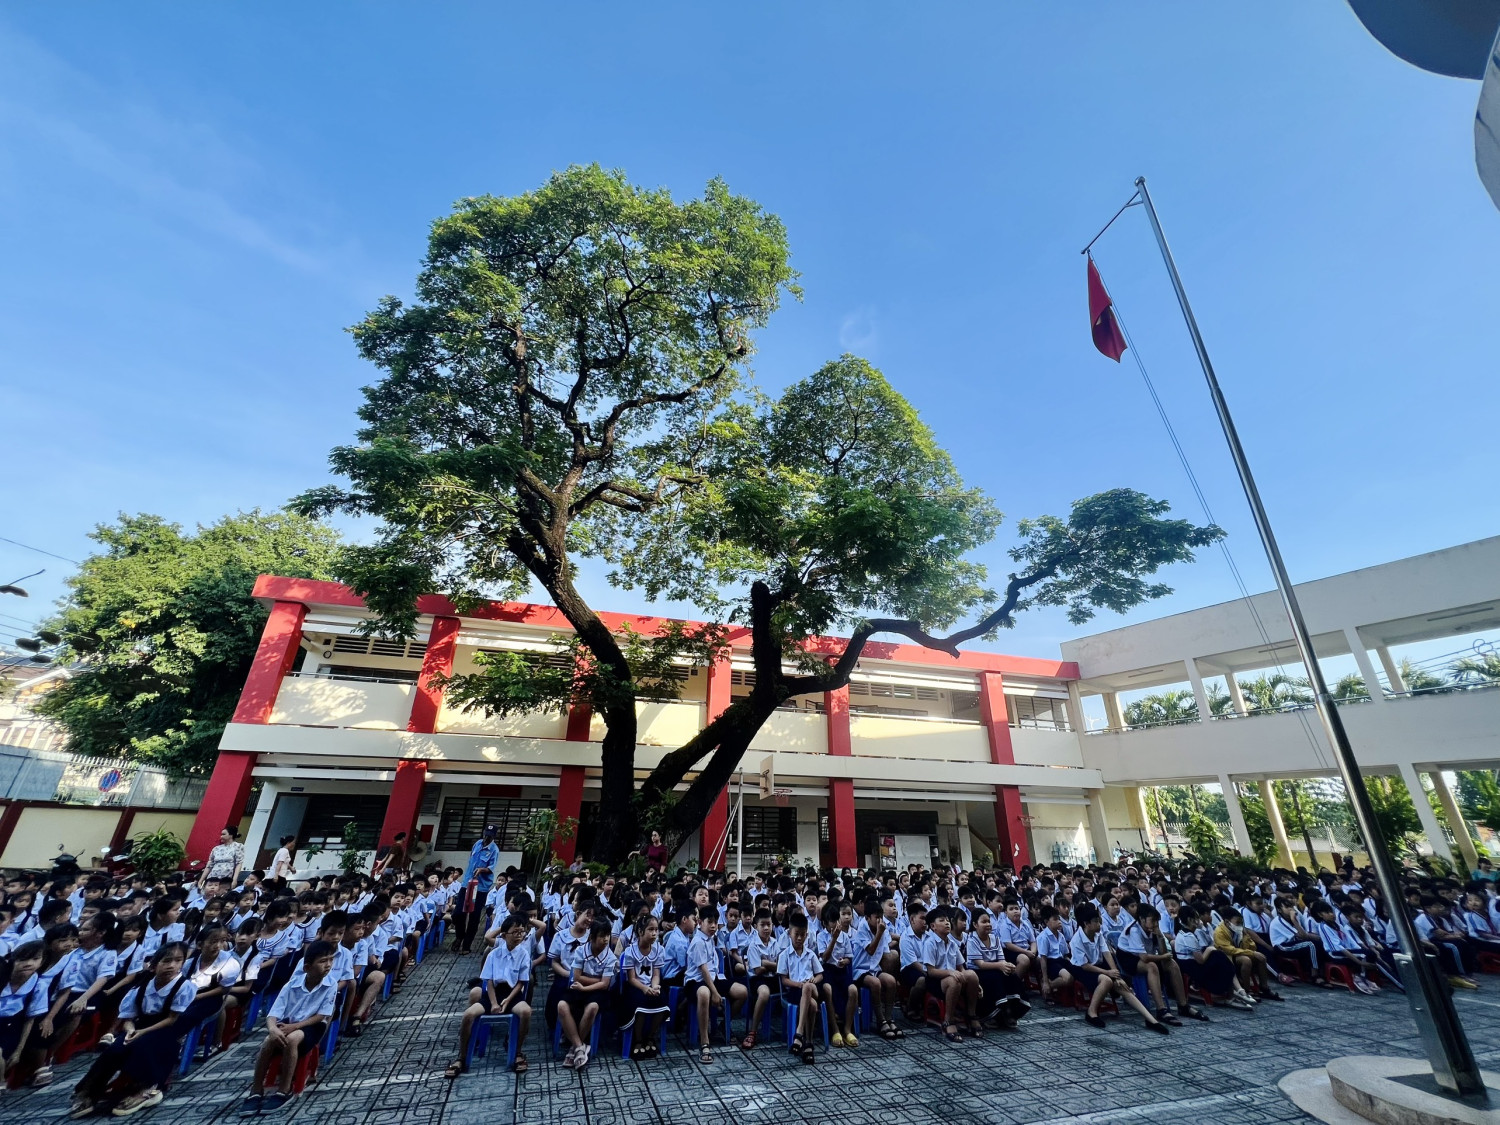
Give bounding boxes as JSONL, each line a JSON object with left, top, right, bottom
{"left": 592, "top": 712, "right": 641, "bottom": 867}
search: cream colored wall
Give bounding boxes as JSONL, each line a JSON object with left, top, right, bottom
{"left": 1023, "top": 801, "right": 1091, "bottom": 865}
{"left": 848, "top": 716, "right": 989, "bottom": 762}
{"left": 588, "top": 701, "right": 705, "bottom": 747}
{"left": 437, "top": 703, "right": 567, "bottom": 739}
{"left": 270, "top": 678, "right": 414, "bottom": 730}
{"left": 1, "top": 807, "right": 119, "bottom": 870}
{"left": 749, "top": 711, "right": 827, "bottom": 754}
{"left": 127, "top": 811, "right": 198, "bottom": 840}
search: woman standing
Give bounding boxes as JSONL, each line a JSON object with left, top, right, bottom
{"left": 200, "top": 828, "right": 245, "bottom": 889}
{"left": 269, "top": 836, "right": 297, "bottom": 890}
{"left": 643, "top": 831, "right": 669, "bottom": 873}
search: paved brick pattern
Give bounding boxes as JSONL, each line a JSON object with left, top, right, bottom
{"left": 9, "top": 952, "right": 1500, "bottom": 1125}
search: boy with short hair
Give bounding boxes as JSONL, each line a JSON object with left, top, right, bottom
{"left": 239, "top": 941, "right": 338, "bottom": 1114}
{"left": 445, "top": 914, "right": 533, "bottom": 1078}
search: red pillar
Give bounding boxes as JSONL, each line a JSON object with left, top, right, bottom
{"left": 698, "top": 657, "right": 733, "bottom": 870}
{"left": 379, "top": 760, "right": 427, "bottom": 849}
{"left": 231, "top": 601, "right": 307, "bottom": 725}
{"left": 0, "top": 802, "right": 24, "bottom": 860}
{"left": 190, "top": 599, "right": 305, "bottom": 866}
{"left": 185, "top": 751, "right": 257, "bottom": 866}
{"left": 407, "top": 616, "right": 462, "bottom": 734}
{"left": 109, "top": 809, "right": 137, "bottom": 857}
{"left": 554, "top": 765, "right": 586, "bottom": 864}
{"left": 979, "top": 671, "right": 1031, "bottom": 868}
{"left": 825, "top": 685, "right": 858, "bottom": 869}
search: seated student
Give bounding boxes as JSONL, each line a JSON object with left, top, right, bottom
{"left": 558, "top": 919, "right": 617, "bottom": 1070}
{"left": 739, "top": 910, "right": 785, "bottom": 1050}
{"left": 1118, "top": 905, "right": 1206, "bottom": 1025}
{"left": 682, "top": 905, "right": 744, "bottom": 1064}
{"left": 620, "top": 915, "right": 669, "bottom": 1060}
{"left": 1212, "top": 908, "right": 1282, "bottom": 1001}
{"left": 30, "top": 911, "right": 120, "bottom": 1085}
{"left": 964, "top": 909, "right": 1029, "bottom": 1030}
{"left": 1308, "top": 901, "right": 1381, "bottom": 995}
{"left": 778, "top": 913, "right": 827, "bottom": 1066}
{"left": 850, "top": 896, "right": 902, "bottom": 1042}
{"left": 349, "top": 904, "right": 390, "bottom": 1033}
{"left": 1268, "top": 896, "right": 1325, "bottom": 985}
{"left": 1035, "top": 906, "right": 1073, "bottom": 1002}
{"left": 659, "top": 907, "right": 697, "bottom": 990}
{"left": 1240, "top": 895, "right": 1278, "bottom": 959}
{"left": 1415, "top": 896, "right": 1480, "bottom": 989}
{"left": 446, "top": 913, "right": 533, "bottom": 1078}
{"left": 897, "top": 903, "right": 930, "bottom": 1025}
{"left": 175, "top": 926, "right": 239, "bottom": 1054}
{"left": 925, "top": 907, "right": 979, "bottom": 1040}
{"left": 70, "top": 941, "right": 198, "bottom": 1118}
{"left": 816, "top": 901, "right": 860, "bottom": 1048}
{"left": 1461, "top": 890, "right": 1500, "bottom": 948}
{"left": 545, "top": 900, "right": 594, "bottom": 1035}
{"left": 0, "top": 942, "right": 47, "bottom": 1089}
{"left": 1337, "top": 905, "right": 1403, "bottom": 992}
{"left": 1068, "top": 903, "right": 1168, "bottom": 1035}
{"left": 997, "top": 899, "right": 1038, "bottom": 991}
{"left": 237, "top": 941, "right": 338, "bottom": 1114}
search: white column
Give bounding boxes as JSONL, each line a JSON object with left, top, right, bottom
{"left": 1103, "top": 691, "right": 1126, "bottom": 732}
{"left": 1376, "top": 645, "right": 1407, "bottom": 694}
{"left": 1219, "top": 774, "right": 1253, "bottom": 856}
{"left": 1397, "top": 762, "right": 1453, "bottom": 864}
{"left": 1223, "top": 670, "right": 1248, "bottom": 715}
{"left": 1342, "top": 626, "right": 1387, "bottom": 705}
{"left": 1184, "top": 657, "right": 1211, "bottom": 720}
{"left": 1259, "top": 780, "right": 1295, "bottom": 869}
{"left": 955, "top": 803, "right": 974, "bottom": 870}
{"left": 1064, "top": 680, "right": 1086, "bottom": 735}
{"left": 243, "top": 780, "right": 278, "bottom": 862}
{"left": 1085, "top": 789, "right": 1112, "bottom": 863}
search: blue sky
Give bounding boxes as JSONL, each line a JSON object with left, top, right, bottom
{"left": 1, "top": 3, "right": 1496, "bottom": 664}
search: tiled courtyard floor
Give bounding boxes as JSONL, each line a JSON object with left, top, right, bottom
{"left": 8, "top": 951, "right": 1500, "bottom": 1125}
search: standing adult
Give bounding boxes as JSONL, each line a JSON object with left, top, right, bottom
{"left": 453, "top": 824, "right": 501, "bottom": 954}
{"left": 269, "top": 835, "right": 297, "bottom": 890}
{"left": 643, "top": 831, "right": 669, "bottom": 873}
{"left": 372, "top": 832, "right": 410, "bottom": 878}
{"left": 200, "top": 827, "right": 245, "bottom": 888}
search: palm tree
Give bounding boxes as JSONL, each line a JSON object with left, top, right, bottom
{"left": 1332, "top": 673, "right": 1369, "bottom": 702}
{"left": 1450, "top": 653, "right": 1500, "bottom": 686}
{"left": 1398, "top": 657, "right": 1448, "bottom": 695}
{"left": 1238, "top": 672, "right": 1312, "bottom": 715}
{"left": 1122, "top": 688, "right": 1198, "bottom": 728}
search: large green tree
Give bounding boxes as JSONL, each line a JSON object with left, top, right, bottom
{"left": 34, "top": 511, "right": 342, "bottom": 774}
{"left": 298, "top": 166, "right": 1224, "bottom": 864}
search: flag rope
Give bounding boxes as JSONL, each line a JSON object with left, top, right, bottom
{"left": 1080, "top": 191, "right": 1142, "bottom": 257}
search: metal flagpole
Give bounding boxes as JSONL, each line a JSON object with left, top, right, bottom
{"left": 736, "top": 767, "right": 745, "bottom": 880}
{"left": 1133, "top": 175, "right": 1483, "bottom": 1099}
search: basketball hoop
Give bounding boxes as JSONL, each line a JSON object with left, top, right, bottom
{"left": 773, "top": 787, "right": 792, "bottom": 807}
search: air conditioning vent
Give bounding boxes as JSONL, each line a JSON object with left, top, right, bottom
{"left": 369, "top": 638, "right": 407, "bottom": 657}
{"left": 332, "top": 635, "right": 370, "bottom": 654}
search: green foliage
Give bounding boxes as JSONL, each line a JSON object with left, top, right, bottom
{"left": 1398, "top": 658, "right": 1450, "bottom": 694}
{"left": 1007, "top": 490, "right": 1223, "bottom": 627}
{"left": 621, "top": 354, "right": 1001, "bottom": 639}
{"left": 1361, "top": 775, "right": 1422, "bottom": 855}
{"left": 33, "top": 510, "right": 342, "bottom": 775}
{"left": 1455, "top": 770, "right": 1500, "bottom": 833}
{"left": 1237, "top": 790, "right": 1281, "bottom": 865}
{"left": 1451, "top": 653, "right": 1500, "bottom": 686}
{"left": 338, "top": 819, "right": 370, "bottom": 876}
{"left": 1123, "top": 689, "right": 1198, "bottom": 728}
{"left": 515, "top": 807, "right": 578, "bottom": 883}
{"left": 1332, "top": 673, "right": 1369, "bottom": 702}
{"left": 129, "top": 827, "right": 185, "bottom": 884}
{"left": 437, "top": 622, "right": 726, "bottom": 719}
{"left": 1182, "top": 813, "right": 1225, "bottom": 859}
{"left": 1238, "top": 673, "right": 1311, "bottom": 714}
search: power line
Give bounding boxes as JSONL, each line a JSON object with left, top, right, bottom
{"left": 0, "top": 535, "right": 79, "bottom": 565}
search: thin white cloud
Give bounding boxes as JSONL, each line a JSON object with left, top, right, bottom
{"left": 838, "top": 305, "right": 878, "bottom": 352}
{"left": 0, "top": 25, "right": 334, "bottom": 274}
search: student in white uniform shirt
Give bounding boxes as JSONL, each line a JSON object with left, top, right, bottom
{"left": 445, "top": 913, "right": 533, "bottom": 1079}
{"left": 1067, "top": 903, "right": 1168, "bottom": 1034}
{"left": 850, "top": 896, "right": 903, "bottom": 1042}
{"left": 239, "top": 941, "right": 339, "bottom": 1113}
{"left": 557, "top": 919, "right": 618, "bottom": 1070}
{"left": 777, "top": 913, "right": 827, "bottom": 1066}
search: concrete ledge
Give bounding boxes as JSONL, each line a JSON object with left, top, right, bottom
{"left": 1281, "top": 1055, "right": 1500, "bottom": 1125}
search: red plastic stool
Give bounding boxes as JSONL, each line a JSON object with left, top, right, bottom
{"left": 1477, "top": 951, "right": 1500, "bottom": 975}
{"left": 263, "top": 1045, "right": 320, "bottom": 1093}
{"left": 923, "top": 992, "right": 947, "bottom": 1027}
{"left": 54, "top": 1012, "right": 101, "bottom": 1064}
{"left": 221, "top": 1004, "right": 245, "bottom": 1047}
{"left": 1324, "top": 964, "right": 1357, "bottom": 993}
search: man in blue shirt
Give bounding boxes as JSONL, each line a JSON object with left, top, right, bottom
{"left": 453, "top": 826, "right": 501, "bottom": 954}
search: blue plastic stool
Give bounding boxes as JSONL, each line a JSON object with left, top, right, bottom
{"left": 177, "top": 1024, "right": 204, "bottom": 1076}
{"left": 619, "top": 1013, "right": 670, "bottom": 1059}
{"left": 782, "top": 997, "right": 830, "bottom": 1047}
{"left": 551, "top": 1011, "right": 603, "bottom": 1057}
{"left": 858, "top": 989, "right": 875, "bottom": 1033}
{"left": 465, "top": 1013, "right": 521, "bottom": 1070}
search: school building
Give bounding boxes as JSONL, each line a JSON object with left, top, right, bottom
{"left": 180, "top": 536, "right": 1500, "bottom": 877}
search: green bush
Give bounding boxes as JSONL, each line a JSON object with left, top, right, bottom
{"left": 1183, "top": 813, "right": 1224, "bottom": 860}
{"left": 129, "top": 827, "right": 185, "bottom": 884}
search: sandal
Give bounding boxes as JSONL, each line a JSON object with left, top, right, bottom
{"left": 699, "top": 1045, "right": 713, "bottom": 1064}
{"left": 68, "top": 1097, "right": 96, "bottom": 1120}
{"left": 32, "top": 1064, "right": 54, "bottom": 1087}
{"left": 789, "top": 1035, "right": 805, "bottom": 1057}
{"left": 445, "top": 1060, "right": 466, "bottom": 1079}
{"left": 349, "top": 1018, "right": 364, "bottom": 1037}
{"left": 967, "top": 1021, "right": 984, "bottom": 1038}
{"left": 800, "top": 1042, "right": 815, "bottom": 1065}
{"left": 943, "top": 1025, "right": 962, "bottom": 1043}
{"left": 740, "top": 1032, "right": 757, "bottom": 1050}
{"left": 512, "top": 1053, "right": 528, "bottom": 1074}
